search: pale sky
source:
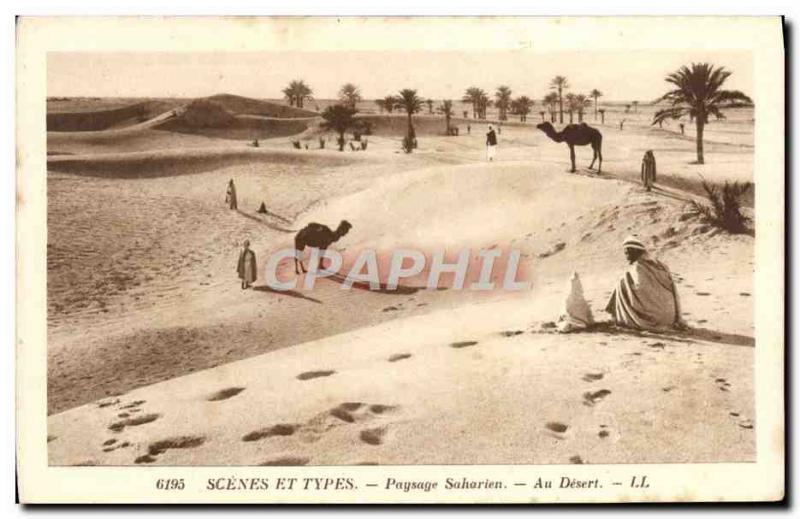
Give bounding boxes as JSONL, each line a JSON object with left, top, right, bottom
{"left": 48, "top": 50, "right": 752, "bottom": 103}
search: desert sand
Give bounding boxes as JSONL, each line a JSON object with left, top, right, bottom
{"left": 45, "top": 97, "right": 755, "bottom": 465}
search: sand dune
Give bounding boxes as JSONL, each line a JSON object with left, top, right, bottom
{"left": 46, "top": 104, "right": 755, "bottom": 464}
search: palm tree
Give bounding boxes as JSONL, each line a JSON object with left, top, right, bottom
{"left": 652, "top": 62, "right": 753, "bottom": 164}
{"left": 477, "top": 91, "right": 491, "bottom": 119}
{"left": 590, "top": 89, "right": 603, "bottom": 120}
{"left": 338, "top": 83, "right": 362, "bottom": 109}
{"left": 374, "top": 99, "right": 386, "bottom": 114}
{"left": 511, "top": 96, "right": 534, "bottom": 122}
{"left": 565, "top": 93, "right": 577, "bottom": 123}
{"left": 396, "top": 89, "right": 423, "bottom": 152}
{"left": 495, "top": 86, "right": 512, "bottom": 121}
{"left": 463, "top": 87, "right": 483, "bottom": 118}
{"left": 282, "top": 79, "right": 313, "bottom": 108}
{"left": 382, "top": 95, "right": 397, "bottom": 114}
{"left": 438, "top": 100, "right": 454, "bottom": 135}
{"left": 632, "top": 100, "right": 639, "bottom": 113}
{"left": 426, "top": 99, "right": 434, "bottom": 114}
{"left": 573, "top": 94, "right": 592, "bottom": 123}
{"left": 543, "top": 92, "right": 559, "bottom": 122}
{"left": 598, "top": 108, "right": 606, "bottom": 124}
{"left": 321, "top": 104, "right": 357, "bottom": 151}
{"left": 549, "top": 76, "right": 569, "bottom": 123}
{"left": 625, "top": 104, "right": 631, "bottom": 113}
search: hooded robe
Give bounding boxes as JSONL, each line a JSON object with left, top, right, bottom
{"left": 605, "top": 251, "right": 683, "bottom": 331}
{"left": 237, "top": 249, "right": 257, "bottom": 284}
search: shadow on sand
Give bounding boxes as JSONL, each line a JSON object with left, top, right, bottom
{"left": 253, "top": 285, "right": 322, "bottom": 304}
{"left": 584, "top": 321, "right": 754, "bottom": 348}
{"left": 236, "top": 209, "right": 296, "bottom": 234}
{"left": 326, "top": 273, "right": 426, "bottom": 296}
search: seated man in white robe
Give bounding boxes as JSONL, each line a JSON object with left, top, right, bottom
{"left": 605, "top": 236, "right": 686, "bottom": 331}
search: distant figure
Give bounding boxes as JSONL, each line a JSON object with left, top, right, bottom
{"left": 237, "top": 240, "right": 257, "bottom": 289}
{"left": 641, "top": 150, "right": 657, "bottom": 191}
{"left": 467, "top": 124, "right": 471, "bottom": 135}
{"left": 619, "top": 119, "right": 625, "bottom": 130}
{"left": 498, "top": 124, "right": 502, "bottom": 135}
{"left": 486, "top": 125, "right": 498, "bottom": 161}
{"left": 257, "top": 202, "right": 268, "bottom": 214}
{"left": 605, "top": 237, "right": 685, "bottom": 331}
{"left": 679, "top": 123, "right": 685, "bottom": 135}
{"left": 225, "top": 179, "right": 237, "bottom": 210}
{"left": 294, "top": 220, "right": 352, "bottom": 274}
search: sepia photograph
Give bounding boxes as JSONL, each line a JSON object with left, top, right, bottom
{"left": 15, "top": 15, "right": 784, "bottom": 503}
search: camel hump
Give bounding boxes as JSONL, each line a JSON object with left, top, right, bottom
{"left": 304, "top": 222, "right": 328, "bottom": 233}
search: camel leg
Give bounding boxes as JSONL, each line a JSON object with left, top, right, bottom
{"left": 569, "top": 145, "right": 576, "bottom": 173}
{"left": 597, "top": 146, "right": 603, "bottom": 174}
{"left": 589, "top": 148, "right": 597, "bottom": 170}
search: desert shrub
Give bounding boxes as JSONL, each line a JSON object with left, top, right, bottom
{"left": 252, "top": 139, "right": 259, "bottom": 148}
{"left": 360, "top": 139, "right": 368, "bottom": 151}
{"left": 689, "top": 178, "right": 752, "bottom": 234}
{"left": 319, "top": 138, "right": 326, "bottom": 149}
{"left": 291, "top": 140, "right": 301, "bottom": 149}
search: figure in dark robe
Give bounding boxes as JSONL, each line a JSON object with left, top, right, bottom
{"left": 237, "top": 240, "right": 257, "bottom": 289}
{"left": 226, "top": 179, "right": 237, "bottom": 210}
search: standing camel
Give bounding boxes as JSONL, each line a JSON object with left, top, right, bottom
{"left": 294, "top": 220, "right": 353, "bottom": 274}
{"left": 535, "top": 122, "right": 603, "bottom": 173}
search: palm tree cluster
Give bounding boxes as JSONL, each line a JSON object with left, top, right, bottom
{"left": 652, "top": 62, "right": 753, "bottom": 164}
{"left": 462, "top": 87, "right": 491, "bottom": 119}
{"left": 282, "top": 79, "right": 313, "bottom": 108}
{"left": 338, "top": 83, "right": 362, "bottom": 109}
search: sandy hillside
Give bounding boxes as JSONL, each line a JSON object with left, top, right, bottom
{"left": 46, "top": 99, "right": 755, "bottom": 464}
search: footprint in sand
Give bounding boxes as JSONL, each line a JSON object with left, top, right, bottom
{"left": 569, "top": 455, "right": 584, "bottom": 464}
{"left": 47, "top": 435, "right": 57, "bottom": 443}
{"left": 360, "top": 426, "right": 388, "bottom": 446}
{"left": 544, "top": 422, "right": 569, "bottom": 439}
{"left": 260, "top": 456, "right": 310, "bottom": 466}
{"left": 739, "top": 292, "right": 751, "bottom": 297}
{"left": 382, "top": 306, "right": 400, "bottom": 312}
{"left": 207, "top": 387, "right": 246, "bottom": 401}
{"left": 388, "top": 353, "right": 412, "bottom": 362}
{"left": 738, "top": 419, "right": 754, "bottom": 430}
{"left": 696, "top": 292, "right": 711, "bottom": 296}
{"left": 714, "top": 378, "right": 732, "bottom": 392}
{"left": 501, "top": 330, "right": 524, "bottom": 338}
{"left": 97, "top": 398, "right": 120, "bottom": 409}
{"left": 583, "top": 390, "right": 612, "bottom": 406}
{"left": 120, "top": 400, "right": 146, "bottom": 410}
{"left": 296, "top": 370, "right": 336, "bottom": 381}
{"left": 103, "top": 441, "right": 131, "bottom": 453}
{"left": 450, "top": 340, "right": 478, "bottom": 349}
{"left": 242, "top": 423, "right": 301, "bottom": 442}
{"left": 108, "top": 413, "right": 160, "bottom": 432}
{"left": 328, "top": 402, "right": 366, "bottom": 423}
{"left": 135, "top": 435, "right": 206, "bottom": 463}
{"left": 598, "top": 425, "right": 610, "bottom": 439}
{"left": 582, "top": 373, "right": 604, "bottom": 382}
